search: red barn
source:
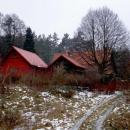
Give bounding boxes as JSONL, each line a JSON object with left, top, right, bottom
{"left": 49, "top": 51, "right": 113, "bottom": 75}
{"left": 48, "top": 52, "right": 86, "bottom": 74}
{"left": 0, "top": 46, "right": 48, "bottom": 76}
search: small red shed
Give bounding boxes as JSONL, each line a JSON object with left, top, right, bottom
{"left": 0, "top": 46, "right": 48, "bottom": 76}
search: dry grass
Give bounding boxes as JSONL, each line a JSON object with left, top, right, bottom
{"left": 104, "top": 91, "right": 130, "bottom": 130}
{"left": 0, "top": 108, "right": 23, "bottom": 130}
{"left": 0, "top": 75, "right": 24, "bottom": 130}
{"left": 105, "top": 112, "right": 130, "bottom": 130}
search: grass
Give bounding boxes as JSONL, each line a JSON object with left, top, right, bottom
{"left": 0, "top": 84, "right": 96, "bottom": 130}
{"left": 105, "top": 112, "right": 130, "bottom": 130}
{"left": 104, "top": 91, "right": 130, "bottom": 130}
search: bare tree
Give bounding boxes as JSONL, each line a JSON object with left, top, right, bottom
{"left": 76, "top": 7, "right": 129, "bottom": 75}
{"left": 2, "top": 14, "right": 26, "bottom": 37}
{"left": 0, "top": 14, "right": 26, "bottom": 56}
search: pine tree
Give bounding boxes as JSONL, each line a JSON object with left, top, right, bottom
{"left": 52, "top": 32, "right": 59, "bottom": 48}
{"left": 24, "top": 27, "right": 35, "bottom": 52}
{"left": 58, "top": 33, "right": 71, "bottom": 52}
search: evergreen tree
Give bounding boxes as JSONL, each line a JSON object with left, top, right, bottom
{"left": 35, "top": 34, "right": 51, "bottom": 63}
{"left": 45, "top": 34, "right": 53, "bottom": 63}
{"left": 52, "top": 32, "right": 59, "bottom": 53}
{"left": 52, "top": 32, "right": 59, "bottom": 48}
{"left": 72, "top": 31, "right": 92, "bottom": 51}
{"left": 35, "top": 33, "right": 59, "bottom": 63}
{"left": 58, "top": 33, "right": 71, "bottom": 52}
{"left": 24, "top": 27, "right": 35, "bottom": 52}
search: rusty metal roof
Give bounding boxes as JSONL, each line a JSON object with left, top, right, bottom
{"left": 13, "top": 46, "right": 48, "bottom": 68}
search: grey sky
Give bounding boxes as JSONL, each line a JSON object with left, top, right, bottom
{"left": 0, "top": 0, "right": 130, "bottom": 39}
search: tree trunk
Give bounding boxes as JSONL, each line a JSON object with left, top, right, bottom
{"left": 111, "top": 50, "right": 118, "bottom": 76}
{"left": 98, "top": 64, "right": 105, "bottom": 75}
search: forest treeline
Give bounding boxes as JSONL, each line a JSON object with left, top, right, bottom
{"left": 0, "top": 7, "right": 130, "bottom": 79}
{"left": 0, "top": 12, "right": 80, "bottom": 63}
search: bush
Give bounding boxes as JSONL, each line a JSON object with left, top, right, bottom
{"left": 0, "top": 108, "right": 23, "bottom": 130}
{"left": 59, "top": 90, "right": 75, "bottom": 98}
{"left": 51, "top": 65, "right": 89, "bottom": 87}
{"left": 49, "top": 82, "right": 75, "bottom": 95}
{"left": 0, "top": 75, "right": 23, "bottom": 130}
{"left": 85, "top": 69, "right": 102, "bottom": 84}
{"left": 50, "top": 85, "right": 75, "bottom": 98}
{"left": 105, "top": 112, "right": 130, "bottom": 130}
{"left": 100, "top": 74, "right": 113, "bottom": 84}
{"left": 50, "top": 65, "right": 67, "bottom": 86}
{"left": 19, "top": 73, "right": 50, "bottom": 90}
{"left": 65, "top": 74, "right": 82, "bottom": 86}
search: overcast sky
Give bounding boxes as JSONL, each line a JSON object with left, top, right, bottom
{"left": 0, "top": 0, "right": 130, "bottom": 39}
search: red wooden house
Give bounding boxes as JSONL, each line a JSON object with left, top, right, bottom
{"left": 0, "top": 46, "right": 48, "bottom": 76}
{"left": 48, "top": 51, "right": 114, "bottom": 77}
{"left": 48, "top": 52, "right": 119, "bottom": 92}
{"left": 48, "top": 52, "right": 87, "bottom": 74}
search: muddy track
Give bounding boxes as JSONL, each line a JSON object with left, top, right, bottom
{"left": 70, "top": 95, "right": 120, "bottom": 130}
{"left": 79, "top": 96, "right": 120, "bottom": 130}
{"left": 93, "top": 102, "right": 117, "bottom": 130}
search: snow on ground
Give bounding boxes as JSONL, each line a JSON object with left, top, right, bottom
{"left": 93, "top": 103, "right": 116, "bottom": 130}
{"left": 70, "top": 94, "right": 117, "bottom": 130}
{"left": 104, "top": 93, "right": 130, "bottom": 130}
{"left": 0, "top": 85, "right": 118, "bottom": 130}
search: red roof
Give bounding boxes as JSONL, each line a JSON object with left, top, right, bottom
{"left": 51, "top": 51, "right": 113, "bottom": 74}
{"left": 50, "top": 53, "right": 86, "bottom": 69}
{"left": 13, "top": 46, "right": 48, "bottom": 68}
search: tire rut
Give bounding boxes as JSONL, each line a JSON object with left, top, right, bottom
{"left": 70, "top": 95, "right": 118, "bottom": 130}
{"left": 79, "top": 97, "right": 120, "bottom": 130}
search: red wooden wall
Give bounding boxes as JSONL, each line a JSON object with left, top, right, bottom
{"left": 0, "top": 50, "right": 33, "bottom": 76}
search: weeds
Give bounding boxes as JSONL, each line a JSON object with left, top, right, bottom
{"left": 0, "top": 74, "right": 24, "bottom": 130}
{"left": 0, "top": 108, "right": 23, "bottom": 130}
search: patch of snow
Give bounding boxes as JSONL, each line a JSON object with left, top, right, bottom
{"left": 22, "top": 96, "right": 28, "bottom": 100}
{"left": 113, "top": 107, "right": 119, "bottom": 112}
{"left": 79, "top": 92, "right": 86, "bottom": 96}
{"left": 73, "top": 95, "right": 79, "bottom": 99}
{"left": 87, "top": 92, "right": 93, "bottom": 98}
{"left": 94, "top": 104, "right": 115, "bottom": 130}
{"left": 115, "top": 91, "right": 123, "bottom": 95}
{"left": 41, "top": 92, "right": 50, "bottom": 97}
{"left": 56, "top": 127, "right": 63, "bottom": 130}
{"left": 23, "top": 112, "right": 33, "bottom": 117}
{"left": 70, "top": 95, "right": 117, "bottom": 130}
{"left": 36, "top": 128, "right": 45, "bottom": 130}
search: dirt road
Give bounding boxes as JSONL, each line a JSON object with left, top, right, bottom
{"left": 70, "top": 95, "right": 120, "bottom": 130}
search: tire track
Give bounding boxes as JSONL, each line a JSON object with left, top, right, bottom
{"left": 93, "top": 102, "right": 117, "bottom": 130}
{"left": 70, "top": 95, "right": 117, "bottom": 130}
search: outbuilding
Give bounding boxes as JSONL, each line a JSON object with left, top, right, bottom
{"left": 48, "top": 52, "right": 86, "bottom": 74}
{"left": 0, "top": 46, "right": 48, "bottom": 76}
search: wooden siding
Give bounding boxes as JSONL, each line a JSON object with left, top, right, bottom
{"left": 1, "top": 50, "right": 33, "bottom": 76}
{"left": 49, "top": 56, "right": 85, "bottom": 74}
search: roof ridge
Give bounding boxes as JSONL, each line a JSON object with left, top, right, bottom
{"left": 50, "top": 53, "right": 86, "bottom": 69}
{"left": 13, "top": 46, "right": 36, "bottom": 55}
